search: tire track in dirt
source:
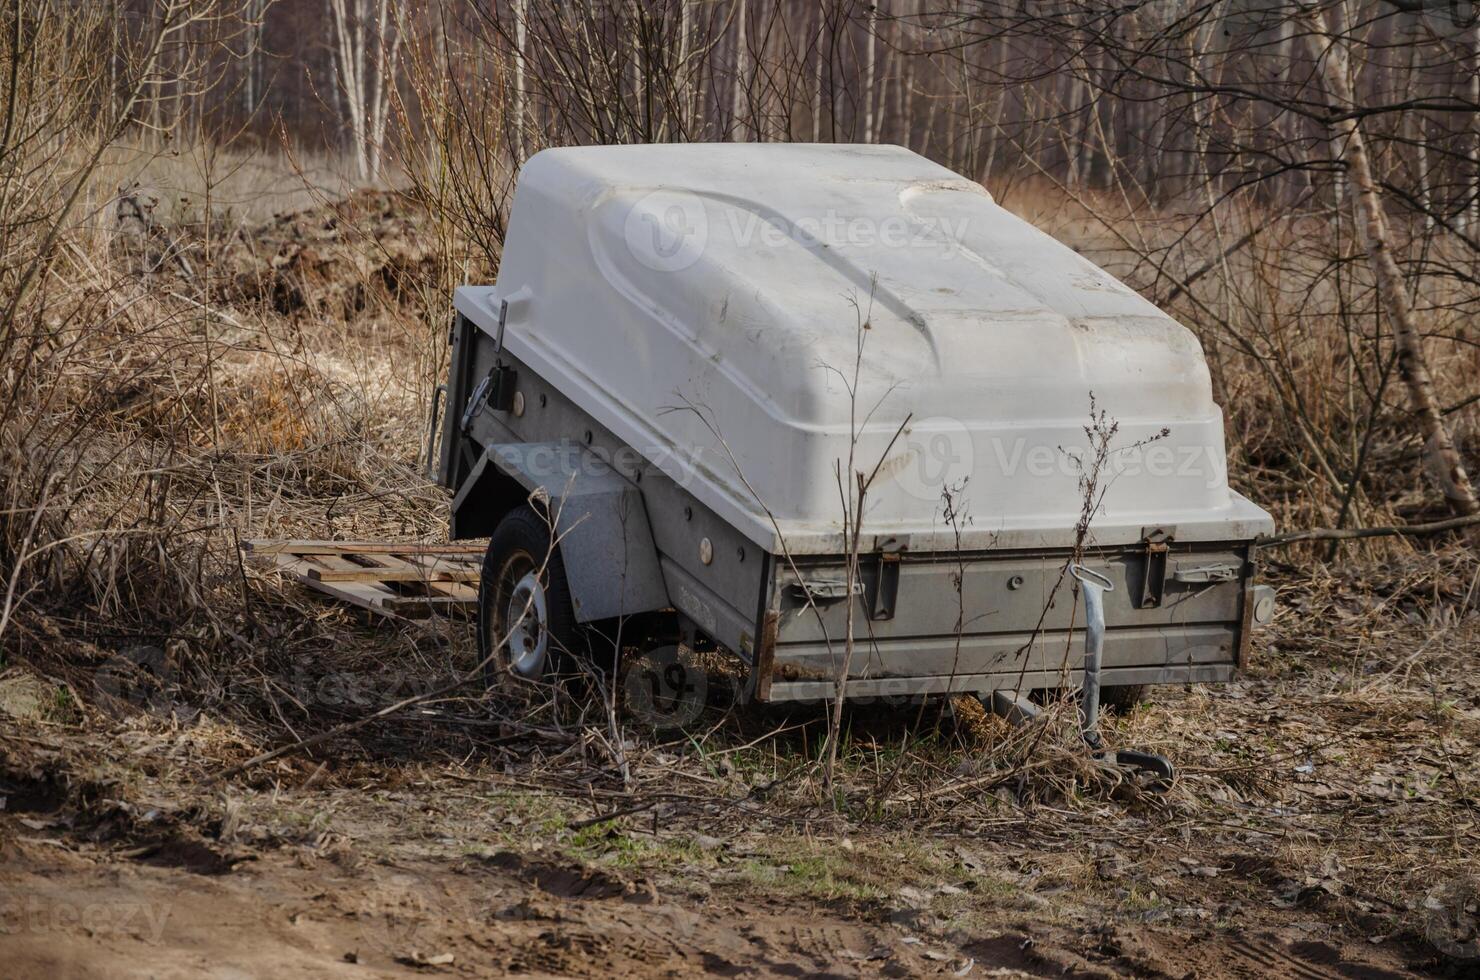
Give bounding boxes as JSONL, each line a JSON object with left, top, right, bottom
{"left": 1222, "top": 934, "right": 1413, "bottom": 980}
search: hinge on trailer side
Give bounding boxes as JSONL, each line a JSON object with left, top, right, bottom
{"left": 1172, "top": 562, "right": 1241, "bottom": 584}
{"left": 870, "top": 551, "right": 901, "bottom": 621}
{"left": 459, "top": 300, "right": 518, "bottom": 431}
{"left": 1137, "top": 526, "right": 1174, "bottom": 609}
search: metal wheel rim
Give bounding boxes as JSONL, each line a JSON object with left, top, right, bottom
{"left": 504, "top": 569, "right": 549, "bottom": 678}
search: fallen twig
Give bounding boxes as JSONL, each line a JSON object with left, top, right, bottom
{"left": 1256, "top": 513, "right": 1480, "bottom": 547}
{"left": 568, "top": 800, "right": 660, "bottom": 829}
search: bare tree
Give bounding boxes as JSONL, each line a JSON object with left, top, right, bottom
{"left": 239, "top": 0, "right": 271, "bottom": 113}
{"left": 862, "top": 1, "right": 878, "bottom": 142}
{"left": 731, "top": 0, "right": 750, "bottom": 139}
{"left": 902, "top": 0, "right": 1480, "bottom": 537}
{"left": 327, "top": 0, "right": 404, "bottom": 180}
{"left": 0, "top": 0, "right": 234, "bottom": 643}
{"left": 1303, "top": 6, "right": 1480, "bottom": 521}
{"left": 511, "top": 0, "right": 528, "bottom": 163}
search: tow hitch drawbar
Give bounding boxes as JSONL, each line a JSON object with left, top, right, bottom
{"left": 1069, "top": 563, "right": 1176, "bottom": 788}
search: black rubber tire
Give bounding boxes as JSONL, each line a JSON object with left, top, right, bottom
{"left": 1100, "top": 684, "right": 1147, "bottom": 715}
{"left": 477, "top": 505, "right": 583, "bottom": 689}
{"left": 1030, "top": 684, "right": 1147, "bottom": 714}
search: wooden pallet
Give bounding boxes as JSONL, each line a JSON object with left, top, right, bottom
{"left": 244, "top": 540, "right": 485, "bottom": 620}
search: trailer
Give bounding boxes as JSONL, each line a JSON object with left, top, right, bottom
{"left": 433, "top": 143, "right": 1275, "bottom": 709}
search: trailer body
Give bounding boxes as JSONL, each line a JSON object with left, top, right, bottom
{"left": 436, "top": 144, "right": 1275, "bottom": 702}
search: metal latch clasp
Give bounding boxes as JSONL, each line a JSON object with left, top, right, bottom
{"left": 785, "top": 579, "right": 864, "bottom": 604}
{"left": 1138, "top": 526, "right": 1174, "bottom": 608}
{"left": 1172, "top": 562, "right": 1241, "bottom": 584}
{"left": 459, "top": 365, "right": 517, "bottom": 432}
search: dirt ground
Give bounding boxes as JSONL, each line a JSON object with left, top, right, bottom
{"left": 0, "top": 825, "right": 1435, "bottom": 979}
{"left": 0, "top": 765, "right": 1445, "bottom": 979}
{"left": 3, "top": 554, "right": 1478, "bottom": 979}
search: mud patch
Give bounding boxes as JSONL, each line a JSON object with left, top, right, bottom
{"left": 130, "top": 834, "right": 249, "bottom": 876}
{"left": 0, "top": 774, "right": 68, "bottom": 814}
{"left": 961, "top": 932, "right": 1090, "bottom": 975}
{"left": 481, "top": 850, "right": 657, "bottom": 903}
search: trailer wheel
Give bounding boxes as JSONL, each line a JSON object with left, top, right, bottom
{"left": 1030, "top": 684, "right": 1146, "bottom": 714}
{"left": 478, "top": 505, "right": 582, "bottom": 688}
{"left": 1100, "top": 684, "right": 1147, "bottom": 714}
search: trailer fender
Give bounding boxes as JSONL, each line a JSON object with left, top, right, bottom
{"left": 452, "top": 442, "right": 670, "bottom": 623}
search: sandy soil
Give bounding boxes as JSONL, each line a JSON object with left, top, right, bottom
{"left": 2, "top": 624, "right": 1468, "bottom": 980}
{"left": 0, "top": 798, "right": 1430, "bottom": 979}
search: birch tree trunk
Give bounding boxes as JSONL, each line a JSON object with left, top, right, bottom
{"left": 365, "top": 0, "right": 402, "bottom": 177}
{"left": 731, "top": 0, "right": 748, "bottom": 140}
{"left": 863, "top": 2, "right": 878, "bottom": 142}
{"left": 677, "top": 0, "right": 691, "bottom": 135}
{"left": 1469, "top": 23, "right": 1479, "bottom": 235}
{"left": 327, "top": 0, "right": 365, "bottom": 178}
{"left": 328, "top": 0, "right": 401, "bottom": 181}
{"left": 1063, "top": 67, "right": 1081, "bottom": 186}
{"left": 1406, "top": 38, "right": 1433, "bottom": 231}
{"left": 894, "top": 38, "right": 910, "bottom": 149}
{"left": 811, "top": 7, "right": 824, "bottom": 142}
{"left": 1304, "top": 9, "right": 1480, "bottom": 520}
{"left": 629, "top": 1, "right": 644, "bottom": 140}
{"left": 512, "top": 0, "right": 527, "bottom": 162}
{"left": 1415, "top": 120, "right": 1433, "bottom": 230}
{"left": 241, "top": 0, "right": 267, "bottom": 114}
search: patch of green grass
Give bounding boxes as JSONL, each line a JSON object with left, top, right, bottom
{"left": 483, "top": 789, "right": 567, "bottom": 830}
{"left": 731, "top": 834, "right": 969, "bottom": 905}
{"left": 566, "top": 826, "right": 715, "bottom": 872}
{"left": 47, "top": 685, "right": 80, "bottom": 724}
{"left": 1117, "top": 883, "right": 1167, "bottom": 916}
{"left": 725, "top": 849, "right": 884, "bottom": 902}
{"left": 781, "top": 852, "right": 882, "bottom": 901}
{"left": 967, "top": 873, "right": 1025, "bottom": 901}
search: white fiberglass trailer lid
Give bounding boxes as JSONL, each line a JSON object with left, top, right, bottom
{"left": 455, "top": 143, "right": 1271, "bottom": 555}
